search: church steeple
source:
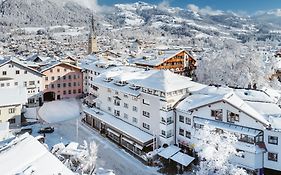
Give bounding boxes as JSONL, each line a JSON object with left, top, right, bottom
{"left": 88, "top": 13, "right": 98, "bottom": 54}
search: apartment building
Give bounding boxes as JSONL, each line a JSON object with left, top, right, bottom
{"left": 0, "top": 58, "right": 44, "bottom": 107}
{"left": 82, "top": 66, "right": 204, "bottom": 157}
{"left": 39, "top": 61, "right": 83, "bottom": 101}
{"left": 175, "top": 86, "right": 281, "bottom": 173}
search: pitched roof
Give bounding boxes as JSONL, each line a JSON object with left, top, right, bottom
{"left": 0, "top": 58, "right": 44, "bottom": 76}
{"left": 39, "top": 61, "right": 81, "bottom": 73}
{"left": 133, "top": 49, "right": 190, "bottom": 66}
{"left": 176, "top": 92, "right": 270, "bottom": 126}
{"left": 138, "top": 70, "right": 200, "bottom": 92}
{"left": 0, "top": 134, "right": 74, "bottom": 175}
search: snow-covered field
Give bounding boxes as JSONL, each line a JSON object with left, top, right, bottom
{"left": 27, "top": 99, "right": 160, "bottom": 175}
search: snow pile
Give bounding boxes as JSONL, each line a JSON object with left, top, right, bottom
{"left": 39, "top": 99, "right": 80, "bottom": 123}
{"left": 51, "top": 140, "right": 98, "bottom": 175}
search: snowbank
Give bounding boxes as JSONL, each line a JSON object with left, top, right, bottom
{"left": 39, "top": 99, "right": 80, "bottom": 123}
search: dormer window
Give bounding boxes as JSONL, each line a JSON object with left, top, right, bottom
{"left": 129, "top": 84, "right": 140, "bottom": 90}
{"left": 114, "top": 80, "right": 127, "bottom": 86}
{"left": 103, "top": 77, "right": 112, "bottom": 82}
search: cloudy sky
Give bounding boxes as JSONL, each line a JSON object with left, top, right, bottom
{"left": 90, "top": 0, "right": 281, "bottom": 13}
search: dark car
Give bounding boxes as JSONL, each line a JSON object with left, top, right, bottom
{"left": 38, "top": 127, "right": 54, "bottom": 134}
{"left": 16, "top": 128, "right": 33, "bottom": 135}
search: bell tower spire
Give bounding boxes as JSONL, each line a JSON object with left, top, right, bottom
{"left": 88, "top": 13, "right": 98, "bottom": 54}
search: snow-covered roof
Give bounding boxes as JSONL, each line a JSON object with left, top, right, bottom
{"left": 138, "top": 70, "right": 200, "bottom": 92}
{"left": 132, "top": 49, "right": 192, "bottom": 66}
{"left": 261, "top": 87, "right": 281, "bottom": 103}
{"left": 39, "top": 60, "right": 81, "bottom": 73}
{"left": 170, "top": 152, "right": 194, "bottom": 166}
{"left": 83, "top": 107, "right": 154, "bottom": 144}
{"left": 0, "top": 133, "right": 74, "bottom": 175}
{"left": 177, "top": 92, "right": 270, "bottom": 126}
{"left": 196, "top": 86, "right": 274, "bottom": 103}
{"left": 158, "top": 145, "right": 181, "bottom": 159}
{"left": 247, "top": 102, "right": 281, "bottom": 117}
{"left": 0, "top": 87, "right": 27, "bottom": 107}
{"left": 0, "top": 58, "right": 44, "bottom": 76}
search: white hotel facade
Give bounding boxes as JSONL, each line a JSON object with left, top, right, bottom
{"left": 82, "top": 63, "right": 281, "bottom": 173}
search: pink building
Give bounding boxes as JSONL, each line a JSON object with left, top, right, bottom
{"left": 40, "top": 62, "right": 83, "bottom": 101}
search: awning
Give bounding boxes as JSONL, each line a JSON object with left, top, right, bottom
{"left": 158, "top": 145, "right": 181, "bottom": 159}
{"left": 170, "top": 152, "right": 194, "bottom": 166}
{"left": 83, "top": 107, "right": 154, "bottom": 144}
{"left": 107, "top": 128, "right": 120, "bottom": 137}
{"left": 122, "top": 137, "right": 134, "bottom": 145}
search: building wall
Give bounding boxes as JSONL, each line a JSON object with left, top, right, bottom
{"left": 264, "top": 129, "right": 281, "bottom": 171}
{"left": 0, "top": 61, "right": 43, "bottom": 106}
{"left": 42, "top": 63, "right": 83, "bottom": 100}
{"left": 0, "top": 104, "right": 22, "bottom": 125}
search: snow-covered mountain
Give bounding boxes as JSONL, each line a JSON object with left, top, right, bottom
{"left": 1, "top": 0, "right": 281, "bottom": 42}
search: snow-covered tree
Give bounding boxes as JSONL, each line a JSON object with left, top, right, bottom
{"left": 194, "top": 125, "right": 248, "bottom": 175}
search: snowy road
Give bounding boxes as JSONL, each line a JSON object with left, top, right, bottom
{"left": 43, "top": 119, "right": 160, "bottom": 175}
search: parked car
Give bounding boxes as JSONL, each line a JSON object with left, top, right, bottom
{"left": 16, "top": 128, "right": 33, "bottom": 135}
{"left": 38, "top": 127, "right": 54, "bottom": 134}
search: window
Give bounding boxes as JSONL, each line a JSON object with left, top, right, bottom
{"left": 167, "top": 130, "right": 172, "bottom": 138}
{"left": 143, "top": 99, "right": 150, "bottom": 105}
{"left": 179, "top": 115, "right": 184, "bottom": 123}
{"left": 6, "top": 83, "right": 10, "bottom": 87}
{"left": 63, "top": 76, "right": 66, "bottom": 80}
{"left": 68, "top": 90, "right": 71, "bottom": 94}
{"left": 114, "top": 110, "right": 120, "bottom": 116}
{"left": 73, "top": 75, "right": 76, "bottom": 79}
{"left": 161, "top": 130, "right": 166, "bottom": 136}
{"left": 236, "top": 149, "right": 245, "bottom": 158}
{"left": 50, "top": 69, "right": 53, "bottom": 73}
{"left": 186, "top": 131, "right": 191, "bottom": 139}
{"left": 268, "top": 152, "right": 278, "bottom": 162}
{"left": 63, "top": 83, "right": 66, "bottom": 87}
{"left": 51, "top": 76, "right": 55, "bottom": 80}
{"left": 9, "top": 108, "right": 15, "bottom": 114}
{"left": 124, "top": 113, "right": 128, "bottom": 119}
{"left": 143, "top": 111, "right": 150, "bottom": 117}
{"left": 211, "top": 109, "right": 223, "bottom": 121}
{"left": 58, "top": 76, "right": 61, "bottom": 80}
{"left": 133, "top": 106, "right": 137, "bottom": 112}
{"left": 57, "top": 68, "right": 60, "bottom": 72}
{"left": 64, "top": 68, "right": 67, "bottom": 72}
{"left": 78, "top": 89, "right": 81, "bottom": 93}
{"left": 124, "top": 103, "right": 128, "bottom": 108}
{"left": 73, "top": 90, "right": 76, "bottom": 94}
{"left": 68, "top": 75, "right": 72, "bottom": 79}
{"left": 24, "top": 81, "right": 27, "bottom": 87}
{"left": 227, "top": 111, "right": 239, "bottom": 123}
{"left": 0, "top": 83, "right": 4, "bottom": 87}
{"left": 63, "top": 91, "right": 66, "bottom": 95}
{"left": 45, "top": 77, "right": 48, "bottom": 81}
{"left": 2, "top": 71, "right": 6, "bottom": 75}
{"left": 194, "top": 123, "right": 204, "bottom": 129}
{"left": 29, "top": 81, "right": 35, "bottom": 85}
{"left": 124, "top": 94, "right": 128, "bottom": 98}
{"left": 73, "top": 82, "right": 77, "bottom": 86}
{"left": 179, "top": 128, "right": 184, "bottom": 136}
{"left": 24, "top": 70, "right": 27, "bottom": 74}
{"left": 8, "top": 118, "right": 15, "bottom": 124}
{"left": 16, "top": 70, "right": 20, "bottom": 74}
{"left": 239, "top": 134, "right": 254, "bottom": 144}
{"left": 143, "top": 123, "right": 150, "bottom": 130}
{"left": 14, "top": 82, "right": 18, "bottom": 86}
{"left": 108, "top": 107, "right": 111, "bottom": 112}
{"left": 269, "top": 136, "right": 278, "bottom": 145}
{"left": 68, "top": 83, "right": 71, "bottom": 87}
{"left": 133, "top": 117, "right": 137, "bottom": 123}
{"left": 185, "top": 117, "right": 191, "bottom": 125}
{"left": 45, "top": 85, "right": 48, "bottom": 89}
{"left": 107, "top": 88, "right": 111, "bottom": 93}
